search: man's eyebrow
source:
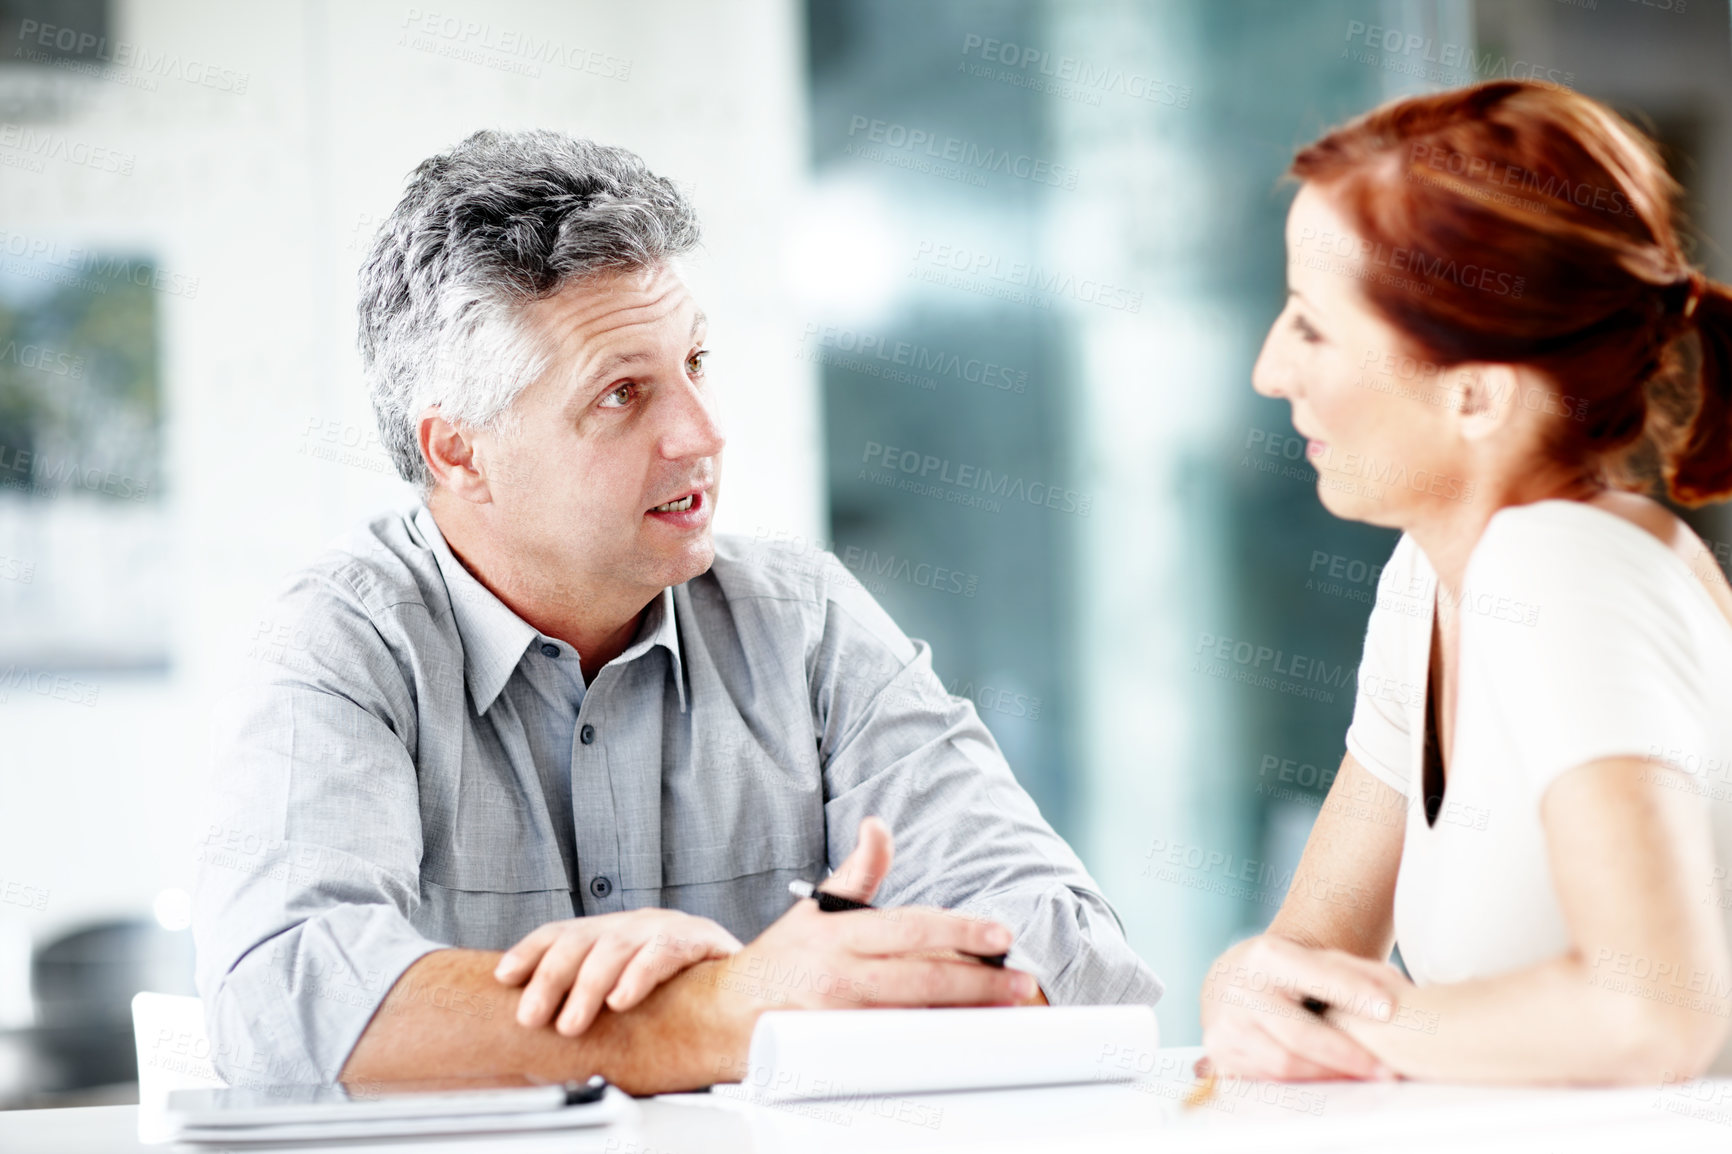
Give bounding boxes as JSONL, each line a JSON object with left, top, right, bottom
{"left": 567, "top": 311, "right": 708, "bottom": 405}
{"left": 578, "top": 349, "right": 653, "bottom": 389}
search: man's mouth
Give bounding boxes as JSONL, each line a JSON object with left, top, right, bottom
{"left": 645, "top": 488, "right": 708, "bottom": 523}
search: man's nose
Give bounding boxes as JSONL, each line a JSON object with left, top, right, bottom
{"left": 661, "top": 378, "right": 726, "bottom": 460}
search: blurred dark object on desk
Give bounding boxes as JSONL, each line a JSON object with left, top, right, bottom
{"left": 0, "top": 920, "right": 191, "bottom": 1110}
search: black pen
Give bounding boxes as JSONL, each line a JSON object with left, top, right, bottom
{"left": 787, "top": 880, "right": 1008, "bottom": 967}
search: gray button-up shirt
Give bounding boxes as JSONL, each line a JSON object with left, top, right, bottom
{"left": 193, "top": 504, "right": 1162, "bottom": 1085}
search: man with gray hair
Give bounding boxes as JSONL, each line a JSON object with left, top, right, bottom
{"left": 194, "top": 130, "right": 1160, "bottom": 1094}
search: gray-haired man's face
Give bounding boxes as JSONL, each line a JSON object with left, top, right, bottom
{"left": 471, "top": 264, "right": 724, "bottom": 597}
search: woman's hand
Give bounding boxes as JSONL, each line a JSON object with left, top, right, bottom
{"left": 1201, "top": 934, "right": 1412, "bottom": 1081}
{"left": 494, "top": 910, "right": 744, "bottom": 1036}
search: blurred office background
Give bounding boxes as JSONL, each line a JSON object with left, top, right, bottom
{"left": 0, "top": 0, "right": 1726, "bottom": 1108}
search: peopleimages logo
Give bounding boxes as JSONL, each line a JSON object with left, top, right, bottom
{"left": 1295, "top": 224, "right": 1525, "bottom": 300}
{"left": 846, "top": 116, "right": 1079, "bottom": 190}
{"left": 398, "top": 8, "right": 631, "bottom": 80}
{"left": 0, "top": 124, "right": 135, "bottom": 175}
{"left": 0, "top": 443, "right": 151, "bottom": 501}
{"left": 0, "top": 338, "right": 84, "bottom": 378}
{"left": 1342, "top": 21, "right": 1575, "bottom": 87}
{"left": 799, "top": 324, "right": 1028, "bottom": 394}
{"left": 910, "top": 241, "right": 1142, "bottom": 313}
{"left": 0, "top": 666, "right": 100, "bottom": 707}
{"left": 15, "top": 19, "right": 250, "bottom": 92}
{"left": 861, "top": 440, "right": 1092, "bottom": 516}
{"left": 959, "top": 35, "right": 1192, "bottom": 108}
{"left": 1406, "top": 143, "right": 1635, "bottom": 220}
{"left": 0, "top": 229, "right": 200, "bottom": 298}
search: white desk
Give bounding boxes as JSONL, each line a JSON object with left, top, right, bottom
{"left": 4, "top": 1051, "right": 1730, "bottom": 1153}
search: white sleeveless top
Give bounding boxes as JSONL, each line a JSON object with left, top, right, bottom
{"left": 1345, "top": 500, "right": 1732, "bottom": 1074}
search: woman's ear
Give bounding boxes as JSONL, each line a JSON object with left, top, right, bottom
{"left": 1451, "top": 363, "right": 1522, "bottom": 443}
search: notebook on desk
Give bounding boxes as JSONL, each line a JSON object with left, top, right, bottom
{"left": 157, "top": 1075, "right": 630, "bottom": 1144}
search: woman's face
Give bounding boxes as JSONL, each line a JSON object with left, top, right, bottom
{"left": 1252, "top": 184, "right": 1475, "bottom": 527}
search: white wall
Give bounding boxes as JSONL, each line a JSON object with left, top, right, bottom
{"left": 0, "top": 0, "right": 819, "bottom": 997}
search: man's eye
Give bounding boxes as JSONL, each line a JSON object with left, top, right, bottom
{"left": 687, "top": 348, "right": 710, "bottom": 377}
{"left": 599, "top": 382, "right": 637, "bottom": 408}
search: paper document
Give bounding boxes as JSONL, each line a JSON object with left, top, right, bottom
{"left": 740, "top": 1005, "right": 1160, "bottom": 1101}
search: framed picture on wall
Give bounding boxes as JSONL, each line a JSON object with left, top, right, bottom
{"left": 0, "top": 251, "right": 168, "bottom": 674}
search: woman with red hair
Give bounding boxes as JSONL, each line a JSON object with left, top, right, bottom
{"left": 1201, "top": 80, "right": 1732, "bottom": 1083}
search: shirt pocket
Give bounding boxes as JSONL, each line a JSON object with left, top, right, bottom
{"left": 416, "top": 774, "right": 574, "bottom": 948}
{"left": 659, "top": 829, "right": 825, "bottom": 888}
{"left": 654, "top": 836, "right": 823, "bottom": 945}
{"left": 657, "top": 732, "right": 826, "bottom": 888}
{"left": 414, "top": 880, "right": 575, "bottom": 950}
{"left": 419, "top": 836, "right": 569, "bottom": 892}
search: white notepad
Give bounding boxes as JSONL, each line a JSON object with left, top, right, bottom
{"left": 736, "top": 1005, "right": 1161, "bottom": 1101}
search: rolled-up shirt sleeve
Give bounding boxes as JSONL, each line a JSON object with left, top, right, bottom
{"left": 192, "top": 570, "right": 442, "bottom": 1085}
{"left": 810, "top": 569, "right": 1164, "bottom": 1008}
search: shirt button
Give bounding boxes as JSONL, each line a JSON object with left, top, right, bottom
{"left": 580, "top": 723, "right": 595, "bottom": 745}
{"left": 539, "top": 643, "right": 560, "bottom": 658}
{"left": 589, "top": 876, "right": 612, "bottom": 898}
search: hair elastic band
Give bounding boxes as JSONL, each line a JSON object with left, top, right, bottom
{"left": 1683, "top": 271, "right": 1705, "bottom": 321}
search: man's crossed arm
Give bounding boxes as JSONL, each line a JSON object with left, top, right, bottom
{"left": 340, "top": 819, "right": 1039, "bottom": 1094}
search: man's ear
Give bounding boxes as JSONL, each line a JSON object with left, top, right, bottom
{"left": 1450, "top": 363, "right": 1520, "bottom": 443}
{"left": 418, "top": 408, "right": 492, "bottom": 504}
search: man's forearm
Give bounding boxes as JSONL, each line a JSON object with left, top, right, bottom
{"left": 339, "top": 949, "right": 748, "bottom": 1095}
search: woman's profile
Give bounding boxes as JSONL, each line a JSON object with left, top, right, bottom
{"left": 1201, "top": 79, "right": 1732, "bottom": 1083}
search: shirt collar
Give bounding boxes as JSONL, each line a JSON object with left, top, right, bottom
{"left": 621, "top": 584, "right": 688, "bottom": 714}
{"left": 412, "top": 504, "right": 687, "bottom": 714}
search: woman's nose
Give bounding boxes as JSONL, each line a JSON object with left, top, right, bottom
{"left": 1251, "top": 339, "right": 1292, "bottom": 399}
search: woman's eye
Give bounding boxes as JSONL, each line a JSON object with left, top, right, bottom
{"left": 599, "top": 382, "right": 637, "bottom": 408}
{"left": 1292, "top": 315, "right": 1323, "bottom": 344}
{"left": 687, "top": 348, "right": 710, "bottom": 376}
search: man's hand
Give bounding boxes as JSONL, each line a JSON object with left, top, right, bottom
{"left": 697, "top": 816, "right": 1037, "bottom": 1036}
{"left": 819, "top": 816, "right": 1042, "bottom": 998}
{"left": 820, "top": 813, "right": 897, "bottom": 903}
{"left": 495, "top": 910, "right": 743, "bottom": 1036}
{"left": 1200, "top": 934, "right": 1409, "bottom": 1081}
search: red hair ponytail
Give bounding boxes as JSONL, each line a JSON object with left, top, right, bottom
{"left": 1670, "top": 276, "right": 1732, "bottom": 505}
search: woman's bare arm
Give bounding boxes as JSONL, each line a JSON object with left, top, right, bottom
{"left": 1334, "top": 757, "right": 1732, "bottom": 1083}
{"left": 1200, "top": 752, "right": 1409, "bottom": 1080}
{"left": 1266, "top": 751, "right": 1406, "bottom": 958}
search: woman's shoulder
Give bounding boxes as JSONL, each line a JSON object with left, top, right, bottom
{"left": 1477, "top": 498, "right": 1672, "bottom": 579}
{"left": 1467, "top": 500, "right": 1732, "bottom": 793}
{"left": 1473, "top": 497, "right": 1719, "bottom": 630}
